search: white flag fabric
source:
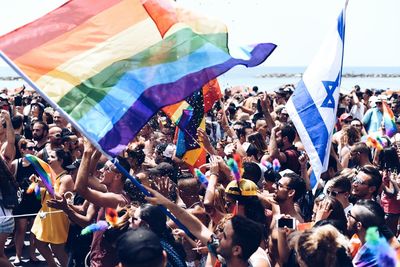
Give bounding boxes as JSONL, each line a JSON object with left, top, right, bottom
{"left": 286, "top": 2, "right": 347, "bottom": 189}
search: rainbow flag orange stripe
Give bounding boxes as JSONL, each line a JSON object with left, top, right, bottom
{"left": 0, "top": 0, "right": 276, "bottom": 156}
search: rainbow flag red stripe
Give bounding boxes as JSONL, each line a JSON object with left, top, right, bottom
{"left": 0, "top": 0, "right": 276, "bottom": 156}
{"left": 25, "top": 154, "right": 56, "bottom": 196}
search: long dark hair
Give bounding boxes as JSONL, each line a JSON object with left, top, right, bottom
{"left": 139, "top": 204, "right": 186, "bottom": 259}
{"left": 379, "top": 146, "right": 400, "bottom": 172}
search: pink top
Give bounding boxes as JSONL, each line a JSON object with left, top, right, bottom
{"left": 381, "top": 191, "right": 400, "bottom": 214}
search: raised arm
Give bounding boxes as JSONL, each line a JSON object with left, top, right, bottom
{"left": 74, "top": 140, "right": 125, "bottom": 208}
{"left": 1, "top": 110, "right": 15, "bottom": 163}
{"left": 145, "top": 186, "right": 213, "bottom": 245}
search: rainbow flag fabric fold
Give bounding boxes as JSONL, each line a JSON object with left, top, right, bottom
{"left": 0, "top": 0, "right": 276, "bottom": 156}
{"left": 25, "top": 154, "right": 57, "bottom": 197}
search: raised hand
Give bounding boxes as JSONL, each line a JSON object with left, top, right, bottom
{"left": 144, "top": 185, "right": 171, "bottom": 207}
{"left": 152, "top": 176, "right": 175, "bottom": 199}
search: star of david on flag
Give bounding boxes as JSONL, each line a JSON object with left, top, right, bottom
{"left": 286, "top": 0, "right": 348, "bottom": 189}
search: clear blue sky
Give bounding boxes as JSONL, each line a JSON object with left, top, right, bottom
{"left": 1, "top": 0, "right": 399, "bottom": 67}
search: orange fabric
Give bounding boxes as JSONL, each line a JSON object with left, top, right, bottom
{"left": 349, "top": 234, "right": 362, "bottom": 258}
{"left": 14, "top": 0, "right": 148, "bottom": 82}
{"left": 142, "top": 0, "right": 177, "bottom": 37}
{"left": 203, "top": 79, "right": 222, "bottom": 113}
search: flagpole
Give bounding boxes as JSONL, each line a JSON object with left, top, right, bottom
{"left": 0, "top": 51, "right": 195, "bottom": 239}
{"left": 112, "top": 158, "right": 195, "bottom": 240}
{"left": 0, "top": 51, "right": 110, "bottom": 157}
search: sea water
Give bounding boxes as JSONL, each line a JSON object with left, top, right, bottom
{"left": 218, "top": 66, "right": 400, "bottom": 92}
{"left": 1, "top": 65, "right": 400, "bottom": 93}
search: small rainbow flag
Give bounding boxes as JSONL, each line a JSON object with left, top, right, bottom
{"left": 382, "top": 101, "right": 397, "bottom": 137}
{"left": 25, "top": 154, "right": 57, "bottom": 197}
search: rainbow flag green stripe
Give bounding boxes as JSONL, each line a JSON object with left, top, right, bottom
{"left": 25, "top": 154, "right": 56, "bottom": 196}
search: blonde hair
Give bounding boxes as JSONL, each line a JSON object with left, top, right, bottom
{"left": 295, "top": 225, "right": 350, "bottom": 267}
{"left": 213, "top": 185, "right": 227, "bottom": 213}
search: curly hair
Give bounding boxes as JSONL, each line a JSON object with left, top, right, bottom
{"left": 340, "top": 125, "right": 360, "bottom": 146}
{"left": 295, "top": 225, "right": 352, "bottom": 267}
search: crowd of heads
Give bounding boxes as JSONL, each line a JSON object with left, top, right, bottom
{"left": 0, "top": 84, "right": 399, "bottom": 267}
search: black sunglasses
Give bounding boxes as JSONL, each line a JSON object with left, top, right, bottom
{"left": 327, "top": 189, "right": 345, "bottom": 197}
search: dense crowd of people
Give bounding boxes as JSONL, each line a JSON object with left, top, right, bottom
{"left": 0, "top": 83, "right": 399, "bottom": 267}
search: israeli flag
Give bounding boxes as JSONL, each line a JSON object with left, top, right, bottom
{"left": 286, "top": 1, "right": 347, "bottom": 189}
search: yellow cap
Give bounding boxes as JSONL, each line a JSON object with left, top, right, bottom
{"left": 225, "top": 179, "right": 258, "bottom": 197}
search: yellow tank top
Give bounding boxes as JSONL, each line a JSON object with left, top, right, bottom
{"left": 31, "top": 172, "right": 70, "bottom": 244}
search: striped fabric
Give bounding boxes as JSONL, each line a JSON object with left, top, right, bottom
{"left": 163, "top": 96, "right": 207, "bottom": 168}
{"left": 382, "top": 101, "right": 397, "bottom": 137}
{"left": 0, "top": 0, "right": 276, "bottom": 156}
{"left": 25, "top": 154, "right": 56, "bottom": 197}
{"left": 162, "top": 79, "right": 220, "bottom": 168}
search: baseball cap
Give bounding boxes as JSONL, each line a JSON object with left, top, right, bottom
{"left": 225, "top": 179, "right": 258, "bottom": 196}
{"left": 339, "top": 113, "right": 352, "bottom": 122}
{"left": 30, "top": 100, "right": 45, "bottom": 110}
{"left": 147, "top": 162, "right": 174, "bottom": 178}
{"left": 116, "top": 228, "right": 164, "bottom": 266}
{"left": 65, "top": 159, "right": 81, "bottom": 171}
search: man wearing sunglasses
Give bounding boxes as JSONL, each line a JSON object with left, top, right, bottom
{"left": 347, "top": 200, "right": 395, "bottom": 266}
{"left": 351, "top": 165, "right": 382, "bottom": 202}
{"left": 326, "top": 175, "right": 353, "bottom": 214}
{"left": 273, "top": 171, "right": 306, "bottom": 223}
{"left": 362, "top": 96, "right": 384, "bottom": 134}
{"left": 74, "top": 141, "right": 131, "bottom": 266}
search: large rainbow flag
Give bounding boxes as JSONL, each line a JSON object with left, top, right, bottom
{"left": 0, "top": 0, "right": 276, "bottom": 156}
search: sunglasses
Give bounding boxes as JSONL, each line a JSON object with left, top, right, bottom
{"left": 104, "top": 165, "right": 115, "bottom": 173}
{"left": 326, "top": 189, "right": 345, "bottom": 197}
{"left": 343, "top": 120, "right": 352, "bottom": 124}
{"left": 26, "top": 146, "right": 35, "bottom": 150}
{"left": 52, "top": 133, "right": 62, "bottom": 138}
